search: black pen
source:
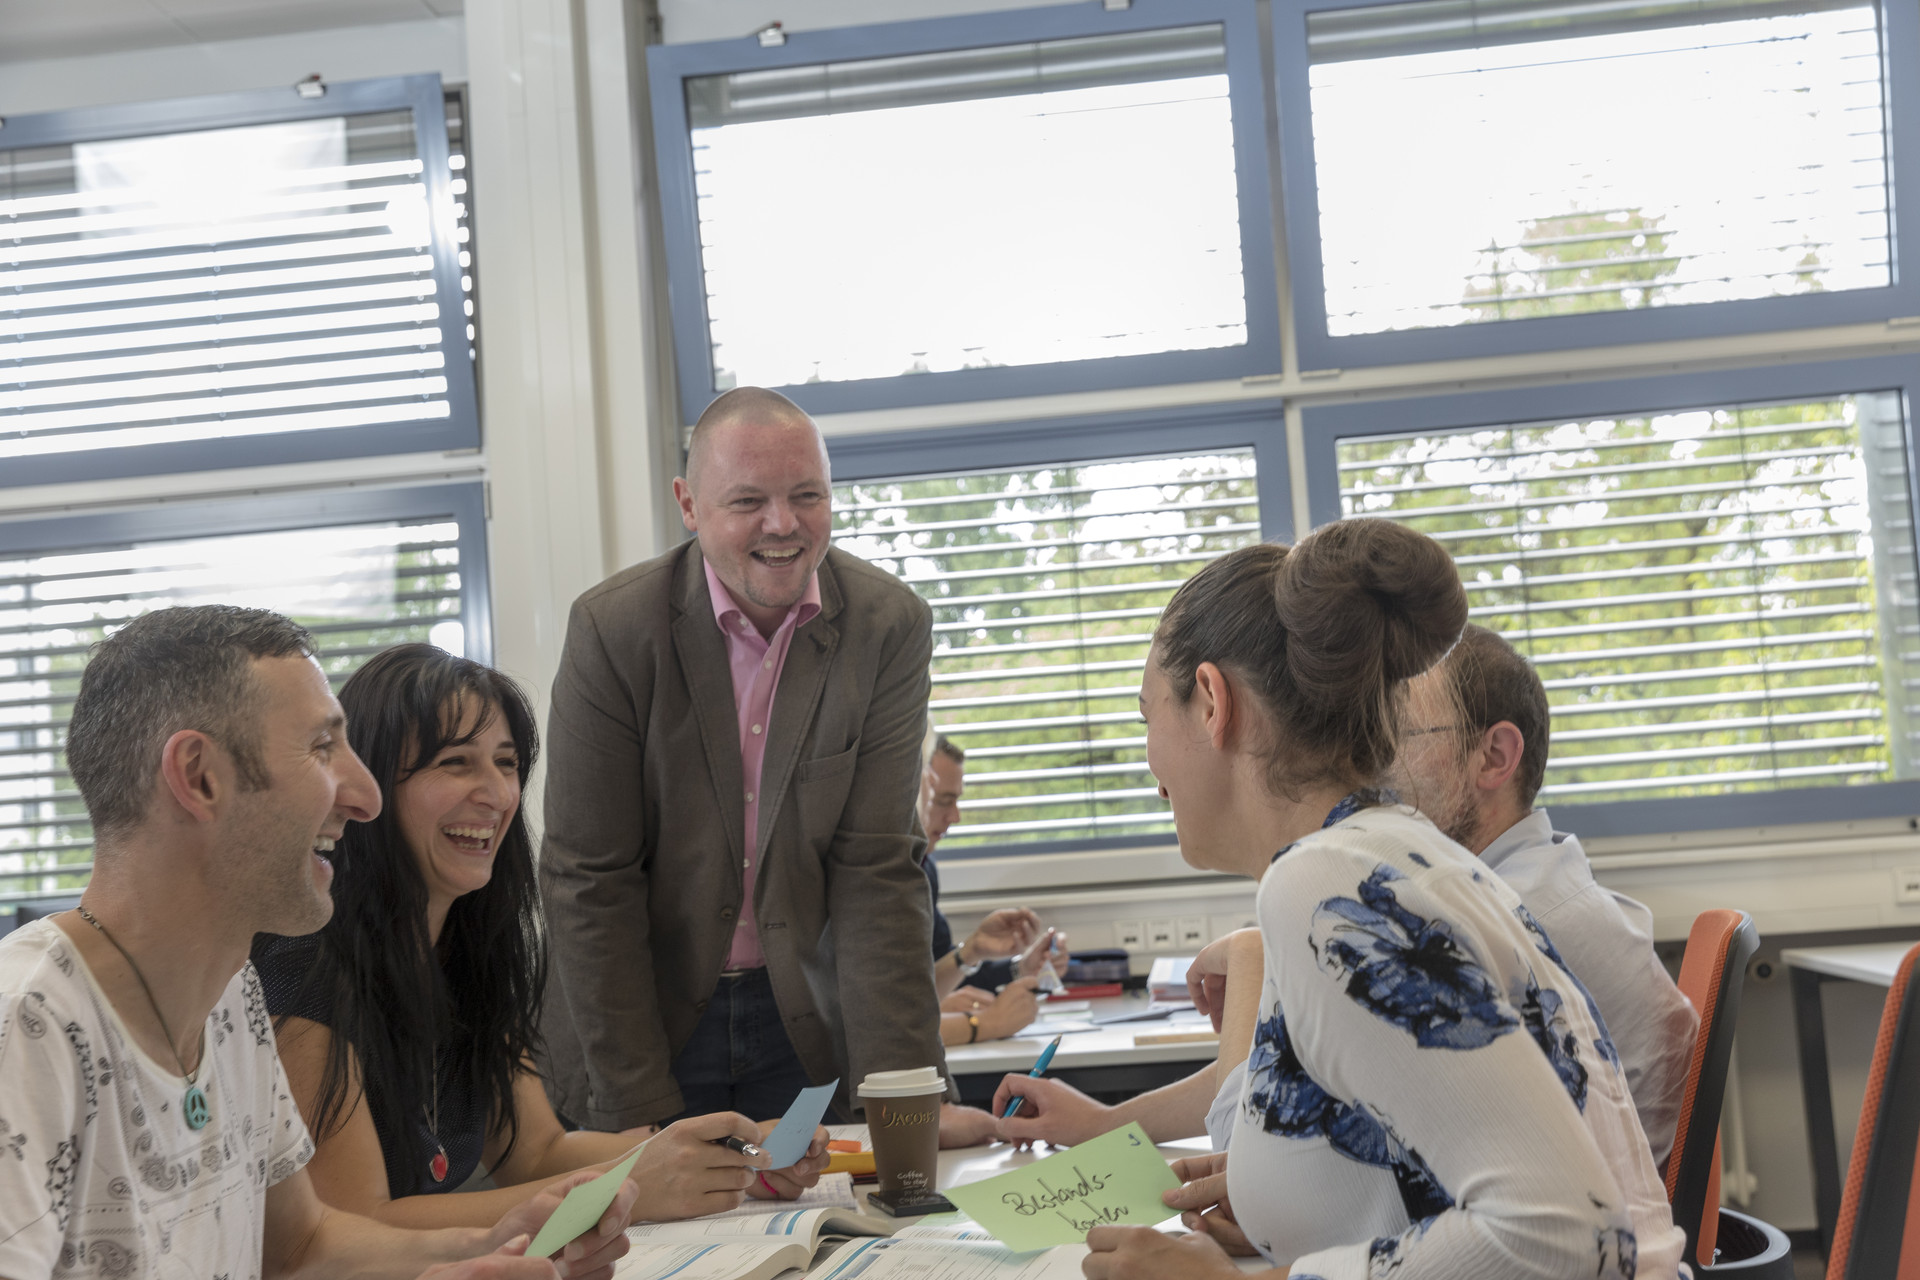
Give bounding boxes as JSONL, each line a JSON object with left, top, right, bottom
{"left": 717, "top": 1135, "right": 765, "bottom": 1157}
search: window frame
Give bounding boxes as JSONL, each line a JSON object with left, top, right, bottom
{"left": 0, "top": 480, "right": 493, "bottom": 663}
{"left": 827, "top": 398, "right": 1289, "bottom": 859}
{"left": 1301, "top": 351, "right": 1920, "bottom": 837}
{"left": 647, "top": 0, "right": 1284, "bottom": 426}
{"left": 1271, "top": 0, "right": 1920, "bottom": 373}
{"left": 0, "top": 73, "right": 479, "bottom": 488}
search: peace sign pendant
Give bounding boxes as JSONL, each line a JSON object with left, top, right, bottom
{"left": 183, "top": 1085, "right": 211, "bottom": 1131}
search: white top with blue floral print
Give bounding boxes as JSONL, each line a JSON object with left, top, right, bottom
{"left": 1225, "top": 804, "right": 1686, "bottom": 1280}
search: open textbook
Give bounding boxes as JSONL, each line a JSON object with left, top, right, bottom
{"left": 611, "top": 1176, "right": 1086, "bottom": 1280}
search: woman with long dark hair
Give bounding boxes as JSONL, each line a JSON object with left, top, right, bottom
{"left": 252, "top": 644, "right": 826, "bottom": 1227}
{"left": 1079, "top": 520, "right": 1685, "bottom": 1280}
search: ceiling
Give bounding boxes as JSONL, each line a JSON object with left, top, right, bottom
{"left": 0, "top": 0, "right": 463, "bottom": 62}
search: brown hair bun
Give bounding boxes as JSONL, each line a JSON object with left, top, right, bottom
{"left": 1274, "top": 517, "right": 1468, "bottom": 705}
{"left": 1154, "top": 519, "right": 1466, "bottom": 798}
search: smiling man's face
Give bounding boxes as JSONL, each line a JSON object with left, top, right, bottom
{"left": 675, "top": 409, "right": 833, "bottom": 635}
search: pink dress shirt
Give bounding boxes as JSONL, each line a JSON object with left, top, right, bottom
{"left": 705, "top": 557, "right": 823, "bottom": 970}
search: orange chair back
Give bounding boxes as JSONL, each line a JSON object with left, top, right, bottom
{"left": 1828, "top": 943, "right": 1920, "bottom": 1280}
{"left": 1667, "top": 908, "right": 1758, "bottom": 1269}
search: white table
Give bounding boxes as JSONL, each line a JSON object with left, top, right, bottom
{"left": 944, "top": 993, "right": 1222, "bottom": 1105}
{"left": 1781, "top": 940, "right": 1918, "bottom": 1253}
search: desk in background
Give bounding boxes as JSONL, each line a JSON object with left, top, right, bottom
{"left": 1782, "top": 941, "right": 1915, "bottom": 1254}
{"left": 944, "top": 992, "right": 1222, "bottom": 1107}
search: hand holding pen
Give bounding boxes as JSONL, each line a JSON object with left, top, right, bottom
{"left": 1000, "top": 1034, "right": 1065, "bottom": 1118}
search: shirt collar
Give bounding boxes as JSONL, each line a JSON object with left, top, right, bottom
{"left": 1478, "top": 808, "right": 1555, "bottom": 872}
{"left": 1272, "top": 791, "right": 1376, "bottom": 864}
{"left": 704, "top": 555, "right": 821, "bottom": 638}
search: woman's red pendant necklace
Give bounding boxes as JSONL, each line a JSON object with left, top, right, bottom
{"left": 426, "top": 1048, "right": 449, "bottom": 1184}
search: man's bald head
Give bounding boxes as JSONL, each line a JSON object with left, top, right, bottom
{"left": 685, "top": 387, "right": 822, "bottom": 495}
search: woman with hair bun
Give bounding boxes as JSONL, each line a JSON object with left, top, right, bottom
{"left": 1083, "top": 520, "right": 1683, "bottom": 1280}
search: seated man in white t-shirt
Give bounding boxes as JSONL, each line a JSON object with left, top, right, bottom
{"left": 0, "top": 605, "right": 638, "bottom": 1280}
{"left": 996, "top": 625, "right": 1696, "bottom": 1169}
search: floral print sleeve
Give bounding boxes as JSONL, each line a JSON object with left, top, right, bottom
{"left": 0, "top": 988, "right": 86, "bottom": 1278}
{"left": 1224, "top": 811, "right": 1683, "bottom": 1280}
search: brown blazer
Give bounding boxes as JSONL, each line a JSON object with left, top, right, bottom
{"left": 536, "top": 540, "right": 946, "bottom": 1127}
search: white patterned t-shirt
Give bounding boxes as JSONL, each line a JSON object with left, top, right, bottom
{"left": 0, "top": 919, "right": 315, "bottom": 1280}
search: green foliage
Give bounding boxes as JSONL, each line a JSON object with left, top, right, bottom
{"left": 835, "top": 452, "right": 1259, "bottom": 848}
{"left": 1464, "top": 208, "right": 1678, "bottom": 321}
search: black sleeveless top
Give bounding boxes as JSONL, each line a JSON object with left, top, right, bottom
{"left": 252, "top": 933, "right": 485, "bottom": 1197}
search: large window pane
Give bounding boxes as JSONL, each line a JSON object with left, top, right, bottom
{"left": 835, "top": 449, "right": 1260, "bottom": 849}
{"left": 1306, "top": 0, "right": 1890, "bottom": 336}
{"left": 0, "top": 513, "right": 471, "bottom": 912}
{"left": 1338, "top": 392, "right": 1920, "bottom": 804}
{"left": 0, "top": 101, "right": 469, "bottom": 468}
{"left": 688, "top": 25, "right": 1248, "bottom": 389}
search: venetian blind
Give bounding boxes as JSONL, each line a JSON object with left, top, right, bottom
{"left": 0, "top": 98, "right": 470, "bottom": 471}
{"left": 1306, "top": 0, "right": 1890, "bottom": 336}
{"left": 1337, "top": 392, "right": 1920, "bottom": 805}
{"left": 0, "top": 516, "right": 469, "bottom": 913}
{"left": 834, "top": 449, "right": 1260, "bottom": 849}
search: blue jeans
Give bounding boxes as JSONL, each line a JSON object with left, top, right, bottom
{"left": 669, "top": 968, "right": 817, "bottom": 1122}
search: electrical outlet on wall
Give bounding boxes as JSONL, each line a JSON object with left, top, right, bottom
{"left": 1178, "top": 917, "right": 1208, "bottom": 948}
{"left": 1115, "top": 919, "right": 1146, "bottom": 950}
{"left": 1896, "top": 867, "right": 1920, "bottom": 904}
{"left": 1147, "top": 918, "right": 1177, "bottom": 951}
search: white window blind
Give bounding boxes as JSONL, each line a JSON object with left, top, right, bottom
{"left": 0, "top": 102, "right": 468, "bottom": 467}
{"left": 0, "top": 516, "right": 470, "bottom": 913}
{"left": 1337, "top": 391, "right": 1920, "bottom": 804}
{"left": 1305, "top": 0, "right": 1890, "bottom": 336}
{"left": 686, "top": 24, "right": 1247, "bottom": 390}
{"left": 834, "top": 449, "right": 1260, "bottom": 848}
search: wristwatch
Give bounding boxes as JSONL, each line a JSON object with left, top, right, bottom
{"left": 950, "top": 943, "right": 985, "bottom": 979}
{"left": 966, "top": 1012, "right": 981, "bottom": 1043}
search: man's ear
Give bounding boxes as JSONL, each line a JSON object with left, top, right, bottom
{"left": 1193, "top": 661, "right": 1236, "bottom": 752}
{"left": 672, "top": 476, "right": 699, "bottom": 532}
{"left": 158, "top": 729, "right": 224, "bottom": 824}
{"left": 1474, "top": 721, "right": 1526, "bottom": 796}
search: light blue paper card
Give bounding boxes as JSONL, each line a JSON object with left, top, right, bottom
{"left": 761, "top": 1079, "right": 838, "bottom": 1169}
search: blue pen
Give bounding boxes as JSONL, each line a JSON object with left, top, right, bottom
{"left": 1001, "top": 1035, "right": 1064, "bottom": 1119}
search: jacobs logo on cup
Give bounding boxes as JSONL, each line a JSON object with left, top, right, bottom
{"left": 877, "top": 1102, "right": 937, "bottom": 1128}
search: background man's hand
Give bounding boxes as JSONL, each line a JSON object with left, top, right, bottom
{"left": 975, "top": 976, "right": 1040, "bottom": 1040}
{"left": 1186, "top": 929, "right": 1260, "bottom": 1032}
{"left": 967, "top": 908, "right": 1042, "bottom": 959}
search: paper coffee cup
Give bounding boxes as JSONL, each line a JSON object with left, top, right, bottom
{"left": 857, "top": 1067, "right": 943, "bottom": 1194}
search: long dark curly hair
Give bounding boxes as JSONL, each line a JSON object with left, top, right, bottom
{"left": 259, "top": 643, "right": 545, "bottom": 1193}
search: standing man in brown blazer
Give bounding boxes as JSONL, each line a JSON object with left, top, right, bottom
{"left": 537, "top": 387, "right": 945, "bottom": 1129}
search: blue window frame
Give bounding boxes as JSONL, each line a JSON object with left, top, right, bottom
{"left": 647, "top": 0, "right": 1283, "bottom": 425}
{"left": 828, "top": 400, "right": 1287, "bottom": 856}
{"left": 1302, "top": 354, "right": 1920, "bottom": 838}
{"left": 0, "top": 75, "right": 478, "bottom": 487}
{"left": 0, "top": 482, "right": 490, "bottom": 913}
{"left": 1273, "top": 0, "right": 1920, "bottom": 373}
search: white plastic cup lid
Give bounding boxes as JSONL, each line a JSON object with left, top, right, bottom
{"left": 856, "top": 1067, "right": 943, "bottom": 1098}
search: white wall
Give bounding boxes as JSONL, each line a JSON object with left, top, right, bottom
{"left": 0, "top": 16, "right": 467, "bottom": 117}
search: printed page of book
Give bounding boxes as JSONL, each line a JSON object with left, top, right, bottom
{"left": 804, "top": 1237, "right": 1090, "bottom": 1280}
{"left": 613, "top": 1239, "right": 811, "bottom": 1280}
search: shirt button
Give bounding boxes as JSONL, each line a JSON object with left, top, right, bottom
{"left": 743, "top": 858, "right": 751, "bottom": 869}
{"left": 745, "top": 791, "right": 755, "bottom": 803}
{"left": 763, "top": 660, "right": 773, "bottom": 670}
{"left": 751, "top": 723, "right": 763, "bottom": 735}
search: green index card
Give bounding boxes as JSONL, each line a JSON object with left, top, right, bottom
{"left": 943, "top": 1122, "right": 1181, "bottom": 1252}
{"left": 527, "top": 1144, "right": 645, "bottom": 1258}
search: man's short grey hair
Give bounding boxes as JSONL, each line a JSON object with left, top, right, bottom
{"left": 685, "top": 387, "right": 819, "bottom": 492}
{"left": 66, "top": 605, "right": 317, "bottom": 840}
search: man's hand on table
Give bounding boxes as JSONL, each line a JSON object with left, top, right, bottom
{"left": 1082, "top": 1227, "right": 1243, "bottom": 1280}
{"left": 938, "top": 1103, "right": 1001, "bottom": 1149}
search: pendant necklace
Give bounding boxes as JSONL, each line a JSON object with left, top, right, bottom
{"left": 75, "top": 905, "right": 210, "bottom": 1131}
{"left": 424, "top": 1047, "right": 449, "bottom": 1183}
